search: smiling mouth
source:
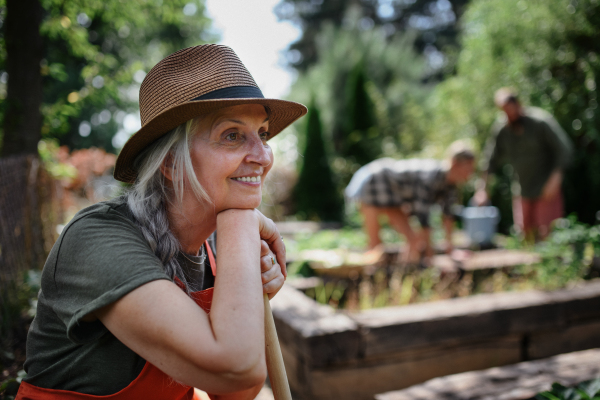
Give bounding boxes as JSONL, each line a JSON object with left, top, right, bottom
{"left": 232, "top": 176, "right": 261, "bottom": 183}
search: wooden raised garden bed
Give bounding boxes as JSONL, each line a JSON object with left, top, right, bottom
{"left": 270, "top": 279, "right": 600, "bottom": 400}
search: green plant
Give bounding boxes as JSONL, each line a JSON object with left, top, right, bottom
{"left": 0, "top": 269, "right": 41, "bottom": 399}
{"left": 293, "top": 100, "right": 344, "bottom": 222}
{"left": 38, "top": 139, "right": 78, "bottom": 180}
{"left": 0, "top": 370, "right": 27, "bottom": 399}
{"left": 304, "top": 281, "right": 347, "bottom": 308}
{"left": 536, "top": 378, "right": 600, "bottom": 400}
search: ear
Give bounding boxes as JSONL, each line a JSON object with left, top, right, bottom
{"left": 160, "top": 153, "right": 176, "bottom": 182}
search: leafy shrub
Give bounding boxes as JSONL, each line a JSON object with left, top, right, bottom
{"left": 536, "top": 378, "right": 600, "bottom": 400}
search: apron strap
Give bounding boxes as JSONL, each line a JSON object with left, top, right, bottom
{"left": 205, "top": 240, "right": 216, "bottom": 276}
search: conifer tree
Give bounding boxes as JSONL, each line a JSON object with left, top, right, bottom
{"left": 337, "top": 62, "right": 379, "bottom": 167}
{"left": 294, "top": 100, "right": 343, "bottom": 222}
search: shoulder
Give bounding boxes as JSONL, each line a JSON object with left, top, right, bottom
{"left": 388, "top": 158, "right": 439, "bottom": 172}
{"left": 490, "top": 114, "right": 509, "bottom": 136}
{"left": 62, "top": 197, "right": 139, "bottom": 239}
{"left": 524, "top": 106, "right": 553, "bottom": 121}
{"left": 49, "top": 197, "right": 158, "bottom": 283}
{"left": 523, "top": 107, "right": 556, "bottom": 128}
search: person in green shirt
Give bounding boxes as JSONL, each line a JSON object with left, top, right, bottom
{"left": 474, "top": 88, "right": 573, "bottom": 240}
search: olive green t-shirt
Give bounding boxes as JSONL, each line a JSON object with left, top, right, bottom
{"left": 23, "top": 197, "right": 215, "bottom": 395}
{"left": 483, "top": 107, "right": 573, "bottom": 199}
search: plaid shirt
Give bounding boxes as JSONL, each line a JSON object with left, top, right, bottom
{"left": 345, "top": 158, "right": 457, "bottom": 227}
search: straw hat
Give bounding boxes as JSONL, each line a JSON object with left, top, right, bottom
{"left": 114, "top": 44, "right": 307, "bottom": 183}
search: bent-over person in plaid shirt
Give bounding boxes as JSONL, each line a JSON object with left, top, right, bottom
{"left": 346, "top": 141, "right": 475, "bottom": 264}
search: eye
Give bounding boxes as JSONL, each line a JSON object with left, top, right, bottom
{"left": 225, "top": 131, "right": 239, "bottom": 141}
{"left": 259, "top": 131, "right": 270, "bottom": 141}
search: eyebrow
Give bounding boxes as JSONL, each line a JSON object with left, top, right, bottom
{"left": 214, "top": 116, "right": 269, "bottom": 128}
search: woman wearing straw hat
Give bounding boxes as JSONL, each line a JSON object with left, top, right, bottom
{"left": 17, "top": 45, "right": 306, "bottom": 400}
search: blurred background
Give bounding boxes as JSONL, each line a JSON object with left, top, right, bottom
{"left": 1, "top": 0, "right": 600, "bottom": 398}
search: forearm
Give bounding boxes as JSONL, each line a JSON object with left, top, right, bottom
{"left": 476, "top": 171, "right": 489, "bottom": 192}
{"left": 547, "top": 169, "right": 562, "bottom": 184}
{"left": 96, "top": 209, "right": 267, "bottom": 393}
{"left": 443, "top": 216, "right": 454, "bottom": 252}
{"left": 540, "top": 169, "right": 562, "bottom": 200}
{"left": 473, "top": 172, "right": 491, "bottom": 206}
{"left": 210, "top": 210, "right": 265, "bottom": 380}
{"left": 211, "top": 383, "right": 263, "bottom": 400}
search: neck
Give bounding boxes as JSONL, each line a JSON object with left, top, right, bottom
{"left": 167, "top": 198, "right": 217, "bottom": 255}
{"left": 445, "top": 167, "right": 461, "bottom": 185}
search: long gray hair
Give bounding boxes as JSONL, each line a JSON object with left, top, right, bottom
{"left": 126, "top": 119, "right": 210, "bottom": 292}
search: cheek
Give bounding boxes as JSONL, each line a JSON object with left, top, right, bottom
{"left": 263, "top": 149, "right": 275, "bottom": 176}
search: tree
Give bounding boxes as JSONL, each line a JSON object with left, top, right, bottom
{"left": 288, "top": 18, "right": 430, "bottom": 186}
{"left": 0, "top": 0, "right": 215, "bottom": 155}
{"left": 339, "top": 61, "right": 379, "bottom": 165}
{"left": 275, "top": 0, "right": 471, "bottom": 76}
{"left": 427, "top": 0, "right": 600, "bottom": 224}
{"left": 1, "top": 0, "right": 44, "bottom": 156}
{"left": 294, "top": 100, "right": 344, "bottom": 222}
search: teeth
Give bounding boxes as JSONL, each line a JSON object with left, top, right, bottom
{"left": 234, "top": 176, "right": 260, "bottom": 182}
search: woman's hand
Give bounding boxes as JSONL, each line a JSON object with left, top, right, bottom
{"left": 260, "top": 240, "right": 285, "bottom": 299}
{"left": 254, "top": 210, "right": 287, "bottom": 280}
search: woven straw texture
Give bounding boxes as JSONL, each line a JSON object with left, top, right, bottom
{"left": 114, "top": 44, "right": 307, "bottom": 183}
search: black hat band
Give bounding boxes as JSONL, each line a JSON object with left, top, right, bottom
{"left": 192, "top": 86, "right": 264, "bottom": 101}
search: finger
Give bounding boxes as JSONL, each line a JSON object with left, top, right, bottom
{"left": 254, "top": 210, "right": 287, "bottom": 277}
{"left": 263, "top": 275, "right": 285, "bottom": 299}
{"left": 261, "top": 253, "right": 276, "bottom": 273}
{"left": 260, "top": 240, "right": 270, "bottom": 257}
{"left": 261, "top": 262, "right": 280, "bottom": 284}
{"left": 269, "top": 235, "right": 286, "bottom": 278}
{"left": 255, "top": 210, "right": 280, "bottom": 245}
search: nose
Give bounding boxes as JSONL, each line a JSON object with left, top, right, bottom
{"left": 245, "top": 134, "right": 272, "bottom": 167}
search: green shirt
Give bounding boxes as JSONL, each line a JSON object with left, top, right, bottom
{"left": 23, "top": 197, "right": 215, "bottom": 395}
{"left": 483, "top": 107, "right": 573, "bottom": 199}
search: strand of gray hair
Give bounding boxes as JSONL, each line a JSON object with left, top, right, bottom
{"left": 125, "top": 127, "right": 191, "bottom": 293}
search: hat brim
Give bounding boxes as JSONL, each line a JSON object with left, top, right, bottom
{"left": 114, "top": 98, "right": 307, "bottom": 183}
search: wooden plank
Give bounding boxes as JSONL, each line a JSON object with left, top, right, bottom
{"left": 350, "top": 281, "right": 600, "bottom": 357}
{"left": 270, "top": 284, "right": 361, "bottom": 368}
{"left": 376, "top": 348, "right": 600, "bottom": 400}
{"left": 351, "top": 290, "right": 559, "bottom": 356}
{"left": 529, "top": 320, "right": 600, "bottom": 359}
{"left": 302, "top": 336, "right": 521, "bottom": 400}
{"left": 431, "top": 249, "right": 540, "bottom": 272}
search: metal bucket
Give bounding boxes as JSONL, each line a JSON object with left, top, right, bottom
{"left": 461, "top": 206, "right": 500, "bottom": 246}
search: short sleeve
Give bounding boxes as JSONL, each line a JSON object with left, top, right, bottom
{"left": 541, "top": 118, "right": 573, "bottom": 170}
{"left": 48, "top": 208, "right": 169, "bottom": 344}
{"left": 482, "top": 121, "right": 506, "bottom": 174}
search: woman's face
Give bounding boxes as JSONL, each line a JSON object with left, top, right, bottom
{"left": 189, "top": 104, "right": 273, "bottom": 213}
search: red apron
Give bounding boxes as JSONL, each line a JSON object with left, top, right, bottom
{"left": 16, "top": 242, "right": 218, "bottom": 400}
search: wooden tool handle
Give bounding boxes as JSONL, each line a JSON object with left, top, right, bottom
{"left": 263, "top": 294, "right": 292, "bottom": 400}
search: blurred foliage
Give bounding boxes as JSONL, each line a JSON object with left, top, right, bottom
{"left": 529, "top": 216, "right": 600, "bottom": 288}
{"left": 275, "top": 0, "right": 470, "bottom": 76}
{"left": 285, "top": 0, "right": 600, "bottom": 227}
{"left": 425, "top": 0, "right": 600, "bottom": 224}
{"left": 0, "top": 0, "right": 216, "bottom": 153}
{"left": 294, "top": 100, "right": 344, "bottom": 221}
{"left": 37, "top": 139, "right": 77, "bottom": 180}
{"left": 288, "top": 216, "right": 600, "bottom": 309}
{"left": 0, "top": 269, "right": 41, "bottom": 398}
{"left": 288, "top": 12, "right": 432, "bottom": 187}
{"left": 536, "top": 378, "right": 600, "bottom": 400}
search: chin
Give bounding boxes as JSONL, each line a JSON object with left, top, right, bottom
{"left": 219, "top": 197, "right": 262, "bottom": 211}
